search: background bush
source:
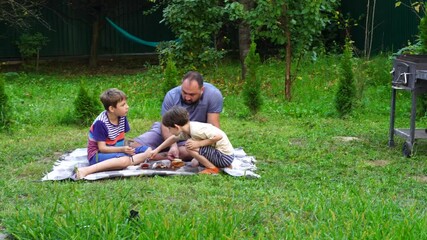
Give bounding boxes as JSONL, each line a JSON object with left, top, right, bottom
{"left": 0, "top": 75, "right": 11, "bottom": 131}
{"left": 73, "top": 82, "right": 101, "bottom": 126}
{"left": 243, "top": 41, "right": 262, "bottom": 115}
{"left": 161, "top": 55, "right": 179, "bottom": 96}
{"left": 335, "top": 39, "right": 356, "bottom": 118}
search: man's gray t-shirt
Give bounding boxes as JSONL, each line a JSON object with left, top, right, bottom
{"left": 134, "top": 82, "right": 223, "bottom": 147}
{"left": 161, "top": 82, "right": 223, "bottom": 121}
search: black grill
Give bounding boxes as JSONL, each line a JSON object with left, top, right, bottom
{"left": 389, "top": 55, "right": 427, "bottom": 157}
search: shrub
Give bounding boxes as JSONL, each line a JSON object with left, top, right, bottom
{"left": 161, "top": 0, "right": 226, "bottom": 69}
{"left": 335, "top": 38, "right": 356, "bottom": 118}
{"left": 162, "top": 56, "right": 179, "bottom": 96}
{"left": 16, "top": 32, "right": 49, "bottom": 71}
{"left": 74, "top": 82, "right": 101, "bottom": 126}
{"left": 0, "top": 76, "right": 12, "bottom": 131}
{"left": 420, "top": 16, "right": 427, "bottom": 53}
{"left": 243, "top": 41, "right": 262, "bottom": 115}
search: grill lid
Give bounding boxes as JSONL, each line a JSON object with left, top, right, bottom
{"left": 396, "top": 54, "right": 427, "bottom": 63}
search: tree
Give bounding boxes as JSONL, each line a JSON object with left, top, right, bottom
{"left": 74, "top": 82, "right": 101, "bottom": 126}
{"left": 237, "top": 0, "right": 253, "bottom": 80}
{"left": 243, "top": 41, "right": 262, "bottom": 114}
{"left": 16, "top": 32, "right": 49, "bottom": 71}
{"left": 67, "top": 0, "right": 118, "bottom": 68}
{"left": 160, "top": 0, "right": 226, "bottom": 69}
{"left": 162, "top": 55, "right": 179, "bottom": 96}
{"left": 0, "top": 0, "right": 49, "bottom": 29}
{"left": 247, "top": 0, "right": 338, "bottom": 101}
{"left": 335, "top": 38, "right": 356, "bottom": 118}
{"left": 364, "top": 0, "right": 377, "bottom": 60}
{"left": 67, "top": 0, "right": 153, "bottom": 68}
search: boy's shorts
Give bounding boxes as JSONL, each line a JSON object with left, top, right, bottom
{"left": 199, "top": 146, "right": 234, "bottom": 168}
{"left": 89, "top": 145, "right": 149, "bottom": 165}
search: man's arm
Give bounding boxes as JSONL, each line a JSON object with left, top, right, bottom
{"left": 207, "top": 112, "right": 220, "bottom": 129}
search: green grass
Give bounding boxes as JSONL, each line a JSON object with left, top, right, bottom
{"left": 1, "top": 55, "right": 427, "bottom": 239}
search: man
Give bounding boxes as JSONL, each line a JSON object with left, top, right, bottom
{"left": 132, "top": 71, "right": 223, "bottom": 161}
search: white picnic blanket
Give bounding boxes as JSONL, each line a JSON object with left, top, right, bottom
{"left": 41, "top": 148, "right": 260, "bottom": 181}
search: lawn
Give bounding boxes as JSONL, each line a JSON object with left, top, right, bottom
{"left": 1, "top": 55, "right": 427, "bottom": 239}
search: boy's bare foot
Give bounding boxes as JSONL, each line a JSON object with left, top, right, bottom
{"left": 191, "top": 158, "right": 199, "bottom": 167}
{"left": 75, "top": 167, "right": 88, "bottom": 180}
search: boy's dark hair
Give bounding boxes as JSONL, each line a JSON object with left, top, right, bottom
{"left": 162, "top": 106, "right": 189, "bottom": 127}
{"left": 100, "top": 88, "right": 127, "bottom": 110}
{"left": 182, "top": 71, "right": 204, "bottom": 88}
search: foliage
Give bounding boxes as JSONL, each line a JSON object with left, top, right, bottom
{"left": 0, "top": 0, "right": 49, "bottom": 29}
{"left": 420, "top": 15, "right": 427, "bottom": 53}
{"left": 243, "top": 41, "right": 262, "bottom": 115}
{"left": 394, "top": 1, "right": 426, "bottom": 55}
{"left": 162, "top": 55, "right": 179, "bottom": 96}
{"left": 16, "top": 32, "right": 49, "bottom": 71}
{"left": 246, "top": 0, "right": 339, "bottom": 100}
{"left": 160, "top": 0, "right": 226, "bottom": 69}
{"left": 248, "top": 0, "right": 338, "bottom": 55}
{"left": 16, "top": 32, "right": 49, "bottom": 60}
{"left": 335, "top": 39, "right": 356, "bottom": 118}
{"left": 73, "top": 82, "right": 101, "bottom": 126}
{"left": 0, "top": 76, "right": 11, "bottom": 131}
{"left": 395, "top": 1, "right": 426, "bottom": 19}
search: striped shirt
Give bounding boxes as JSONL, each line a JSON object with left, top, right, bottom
{"left": 87, "top": 111, "right": 130, "bottom": 160}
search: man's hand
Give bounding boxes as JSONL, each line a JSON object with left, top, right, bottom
{"left": 167, "top": 145, "right": 180, "bottom": 160}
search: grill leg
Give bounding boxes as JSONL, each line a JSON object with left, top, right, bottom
{"left": 388, "top": 88, "right": 397, "bottom": 147}
{"left": 409, "top": 89, "right": 417, "bottom": 148}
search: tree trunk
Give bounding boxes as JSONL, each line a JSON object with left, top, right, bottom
{"left": 89, "top": 15, "right": 100, "bottom": 68}
{"left": 239, "top": 21, "right": 251, "bottom": 80}
{"left": 238, "top": 0, "right": 253, "bottom": 80}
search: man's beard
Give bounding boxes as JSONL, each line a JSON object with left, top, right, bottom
{"left": 182, "top": 97, "right": 198, "bottom": 105}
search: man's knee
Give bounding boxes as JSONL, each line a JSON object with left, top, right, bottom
{"left": 130, "top": 141, "right": 142, "bottom": 148}
{"left": 181, "top": 147, "right": 196, "bottom": 161}
{"left": 133, "top": 132, "right": 163, "bottom": 149}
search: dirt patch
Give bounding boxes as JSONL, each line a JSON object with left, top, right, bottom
{"left": 366, "top": 160, "right": 390, "bottom": 167}
{"left": 413, "top": 175, "right": 427, "bottom": 183}
{"left": 333, "top": 136, "right": 360, "bottom": 142}
{"left": 289, "top": 138, "right": 305, "bottom": 146}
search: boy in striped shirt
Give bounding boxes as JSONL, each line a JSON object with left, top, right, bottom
{"left": 76, "top": 88, "right": 151, "bottom": 179}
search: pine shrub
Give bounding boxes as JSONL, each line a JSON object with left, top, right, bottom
{"left": 243, "top": 41, "right": 263, "bottom": 115}
{"left": 420, "top": 16, "right": 427, "bottom": 53}
{"left": 162, "top": 56, "right": 179, "bottom": 95}
{"left": 335, "top": 39, "right": 356, "bottom": 118}
{"left": 74, "top": 82, "right": 101, "bottom": 126}
{"left": 0, "top": 76, "right": 11, "bottom": 131}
